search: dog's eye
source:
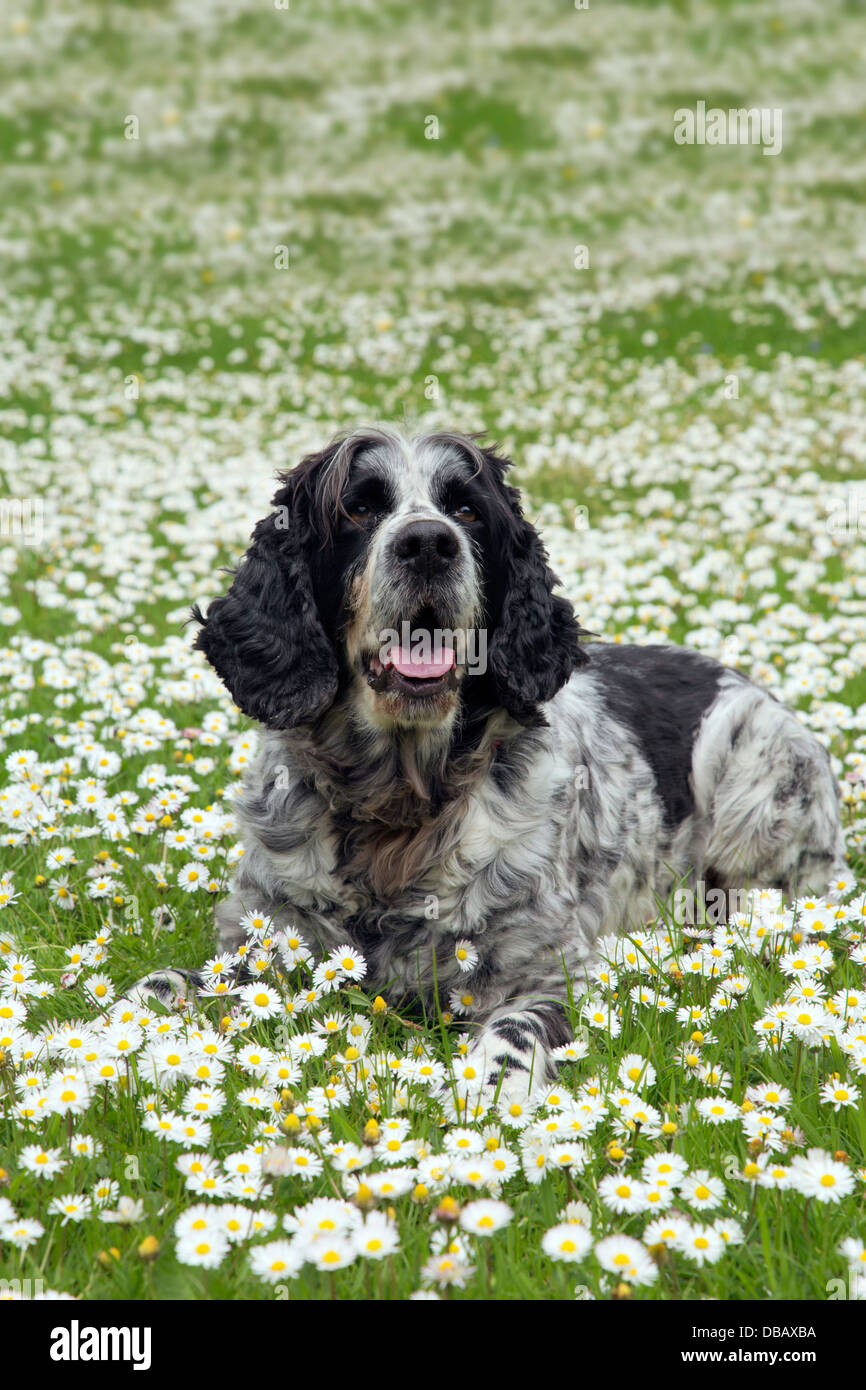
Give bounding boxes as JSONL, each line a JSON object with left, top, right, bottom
{"left": 453, "top": 504, "right": 478, "bottom": 523}
{"left": 348, "top": 502, "right": 374, "bottom": 524}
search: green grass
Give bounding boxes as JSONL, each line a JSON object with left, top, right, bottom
{"left": 0, "top": 0, "right": 865, "bottom": 1302}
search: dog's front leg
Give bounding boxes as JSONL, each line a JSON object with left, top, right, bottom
{"left": 459, "top": 994, "right": 574, "bottom": 1109}
{"left": 449, "top": 883, "right": 600, "bottom": 1110}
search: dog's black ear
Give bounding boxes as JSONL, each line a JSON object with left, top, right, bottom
{"left": 193, "top": 475, "right": 338, "bottom": 729}
{"left": 485, "top": 457, "right": 588, "bottom": 724}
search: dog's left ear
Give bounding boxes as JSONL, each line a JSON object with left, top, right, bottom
{"left": 485, "top": 460, "right": 588, "bottom": 723}
{"left": 193, "top": 471, "right": 338, "bottom": 730}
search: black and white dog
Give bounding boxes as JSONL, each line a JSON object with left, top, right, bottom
{"left": 138, "top": 429, "right": 843, "bottom": 1101}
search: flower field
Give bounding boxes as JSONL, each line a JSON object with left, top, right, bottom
{"left": 1, "top": 0, "right": 865, "bottom": 1300}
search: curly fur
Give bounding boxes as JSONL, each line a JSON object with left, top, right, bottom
{"left": 136, "top": 428, "right": 844, "bottom": 1103}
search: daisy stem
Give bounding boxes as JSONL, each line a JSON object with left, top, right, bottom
{"left": 668, "top": 1249, "right": 680, "bottom": 1299}
{"left": 38, "top": 1229, "right": 55, "bottom": 1277}
{"left": 802, "top": 1194, "right": 811, "bottom": 1243}
{"left": 310, "top": 1132, "right": 343, "bottom": 1200}
{"left": 747, "top": 1179, "right": 759, "bottom": 1229}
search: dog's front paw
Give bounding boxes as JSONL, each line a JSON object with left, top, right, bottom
{"left": 486, "top": 1055, "right": 551, "bottom": 1113}
{"left": 458, "top": 1037, "right": 551, "bottom": 1114}
{"left": 125, "top": 968, "right": 202, "bottom": 1011}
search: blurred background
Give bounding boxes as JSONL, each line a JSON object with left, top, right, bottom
{"left": 2, "top": 0, "right": 865, "bottom": 707}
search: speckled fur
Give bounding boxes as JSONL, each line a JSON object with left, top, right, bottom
{"left": 134, "top": 430, "right": 844, "bottom": 1102}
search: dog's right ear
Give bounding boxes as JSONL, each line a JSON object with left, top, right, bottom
{"left": 193, "top": 473, "right": 338, "bottom": 730}
{"left": 480, "top": 447, "right": 589, "bottom": 724}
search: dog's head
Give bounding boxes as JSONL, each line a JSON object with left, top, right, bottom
{"left": 194, "top": 429, "right": 588, "bottom": 735}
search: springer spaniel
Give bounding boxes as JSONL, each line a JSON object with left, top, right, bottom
{"left": 136, "top": 429, "right": 843, "bottom": 1102}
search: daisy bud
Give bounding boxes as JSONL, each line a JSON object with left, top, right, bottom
{"left": 280, "top": 1113, "right": 300, "bottom": 1135}
{"left": 372, "top": 996, "right": 387, "bottom": 1014}
{"left": 413, "top": 1183, "right": 430, "bottom": 1203}
{"left": 835, "top": 1151, "right": 850, "bottom": 1163}
{"left": 435, "top": 1196, "right": 460, "bottom": 1223}
{"left": 363, "top": 1119, "right": 380, "bottom": 1145}
{"left": 606, "top": 1142, "right": 625, "bottom": 1162}
{"left": 612, "top": 1282, "right": 633, "bottom": 1300}
{"left": 137, "top": 1235, "right": 159, "bottom": 1262}
{"left": 352, "top": 1183, "right": 374, "bottom": 1210}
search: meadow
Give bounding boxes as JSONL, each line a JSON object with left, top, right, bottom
{"left": 0, "top": 0, "right": 865, "bottom": 1300}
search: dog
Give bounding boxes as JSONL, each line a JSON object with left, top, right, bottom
{"left": 135, "top": 428, "right": 843, "bottom": 1102}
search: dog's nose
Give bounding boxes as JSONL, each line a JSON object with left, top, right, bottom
{"left": 393, "top": 520, "right": 459, "bottom": 579}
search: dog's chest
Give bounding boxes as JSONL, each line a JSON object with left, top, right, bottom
{"left": 264, "top": 753, "right": 574, "bottom": 998}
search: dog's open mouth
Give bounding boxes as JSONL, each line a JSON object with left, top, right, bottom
{"left": 365, "top": 609, "right": 460, "bottom": 700}
{"left": 367, "top": 644, "right": 458, "bottom": 697}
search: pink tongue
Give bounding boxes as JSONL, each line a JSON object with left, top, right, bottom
{"left": 390, "top": 646, "right": 454, "bottom": 679}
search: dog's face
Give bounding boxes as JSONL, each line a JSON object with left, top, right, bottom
{"left": 194, "top": 429, "right": 586, "bottom": 736}
{"left": 326, "top": 433, "right": 488, "bottom": 731}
